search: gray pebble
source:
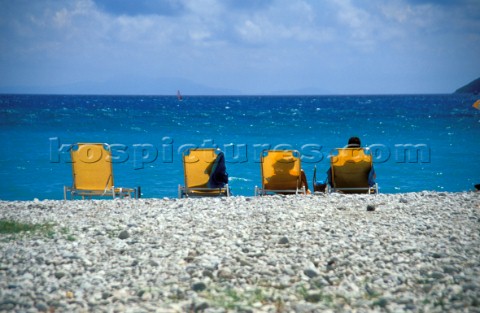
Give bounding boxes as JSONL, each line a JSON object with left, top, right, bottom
{"left": 192, "top": 282, "right": 207, "bottom": 292}
{"left": 303, "top": 268, "right": 319, "bottom": 278}
{"left": 118, "top": 230, "right": 130, "bottom": 239}
{"left": 278, "top": 236, "right": 289, "bottom": 244}
{"left": 1, "top": 192, "right": 478, "bottom": 312}
{"left": 35, "top": 302, "right": 48, "bottom": 312}
{"left": 54, "top": 272, "right": 66, "bottom": 279}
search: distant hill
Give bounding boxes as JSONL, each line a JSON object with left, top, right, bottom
{"left": 455, "top": 77, "right": 480, "bottom": 94}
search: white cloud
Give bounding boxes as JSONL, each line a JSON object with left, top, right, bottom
{"left": 235, "top": 19, "right": 263, "bottom": 44}
{"left": 184, "top": 0, "right": 222, "bottom": 16}
{"left": 0, "top": 0, "right": 479, "bottom": 94}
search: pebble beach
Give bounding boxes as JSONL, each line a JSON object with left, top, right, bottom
{"left": 1, "top": 192, "right": 479, "bottom": 313}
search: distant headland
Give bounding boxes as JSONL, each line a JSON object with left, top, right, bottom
{"left": 454, "top": 77, "right": 480, "bottom": 94}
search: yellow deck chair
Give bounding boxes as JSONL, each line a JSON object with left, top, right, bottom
{"left": 178, "top": 148, "right": 230, "bottom": 198}
{"left": 255, "top": 150, "right": 306, "bottom": 196}
{"left": 64, "top": 143, "right": 139, "bottom": 199}
{"left": 328, "top": 148, "right": 378, "bottom": 194}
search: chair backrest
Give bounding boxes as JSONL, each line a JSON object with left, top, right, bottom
{"left": 330, "top": 148, "right": 372, "bottom": 189}
{"left": 183, "top": 148, "right": 219, "bottom": 188}
{"left": 71, "top": 143, "right": 114, "bottom": 191}
{"left": 261, "top": 150, "right": 301, "bottom": 190}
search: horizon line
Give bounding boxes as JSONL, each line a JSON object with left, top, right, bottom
{"left": 0, "top": 91, "right": 466, "bottom": 97}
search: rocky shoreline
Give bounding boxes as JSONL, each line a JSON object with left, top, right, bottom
{"left": 1, "top": 192, "right": 479, "bottom": 312}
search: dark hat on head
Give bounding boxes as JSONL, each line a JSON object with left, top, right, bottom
{"left": 347, "top": 136, "right": 361, "bottom": 147}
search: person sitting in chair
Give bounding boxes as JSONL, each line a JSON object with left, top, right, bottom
{"left": 314, "top": 136, "right": 376, "bottom": 191}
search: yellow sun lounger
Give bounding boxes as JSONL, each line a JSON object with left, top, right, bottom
{"left": 64, "top": 143, "right": 139, "bottom": 200}
{"left": 178, "top": 148, "right": 230, "bottom": 198}
{"left": 328, "top": 148, "right": 378, "bottom": 194}
{"left": 255, "top": 150, "right": 306, "bottom": 196}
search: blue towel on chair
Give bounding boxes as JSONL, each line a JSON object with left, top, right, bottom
{"left": 208, "top": 152, "right": 228, "bottom": 188}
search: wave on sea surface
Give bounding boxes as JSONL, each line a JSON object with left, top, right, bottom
{"left": 0, "top": 94, "right": 479, "bottom": 200}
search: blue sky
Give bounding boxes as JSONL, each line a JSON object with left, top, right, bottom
{"left": 0, "top": 0, "right": 479, "bottom": 95}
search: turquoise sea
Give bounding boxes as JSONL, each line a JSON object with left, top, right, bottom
{"left": 0, "top": 94, "right": 479, "bottom": 200}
